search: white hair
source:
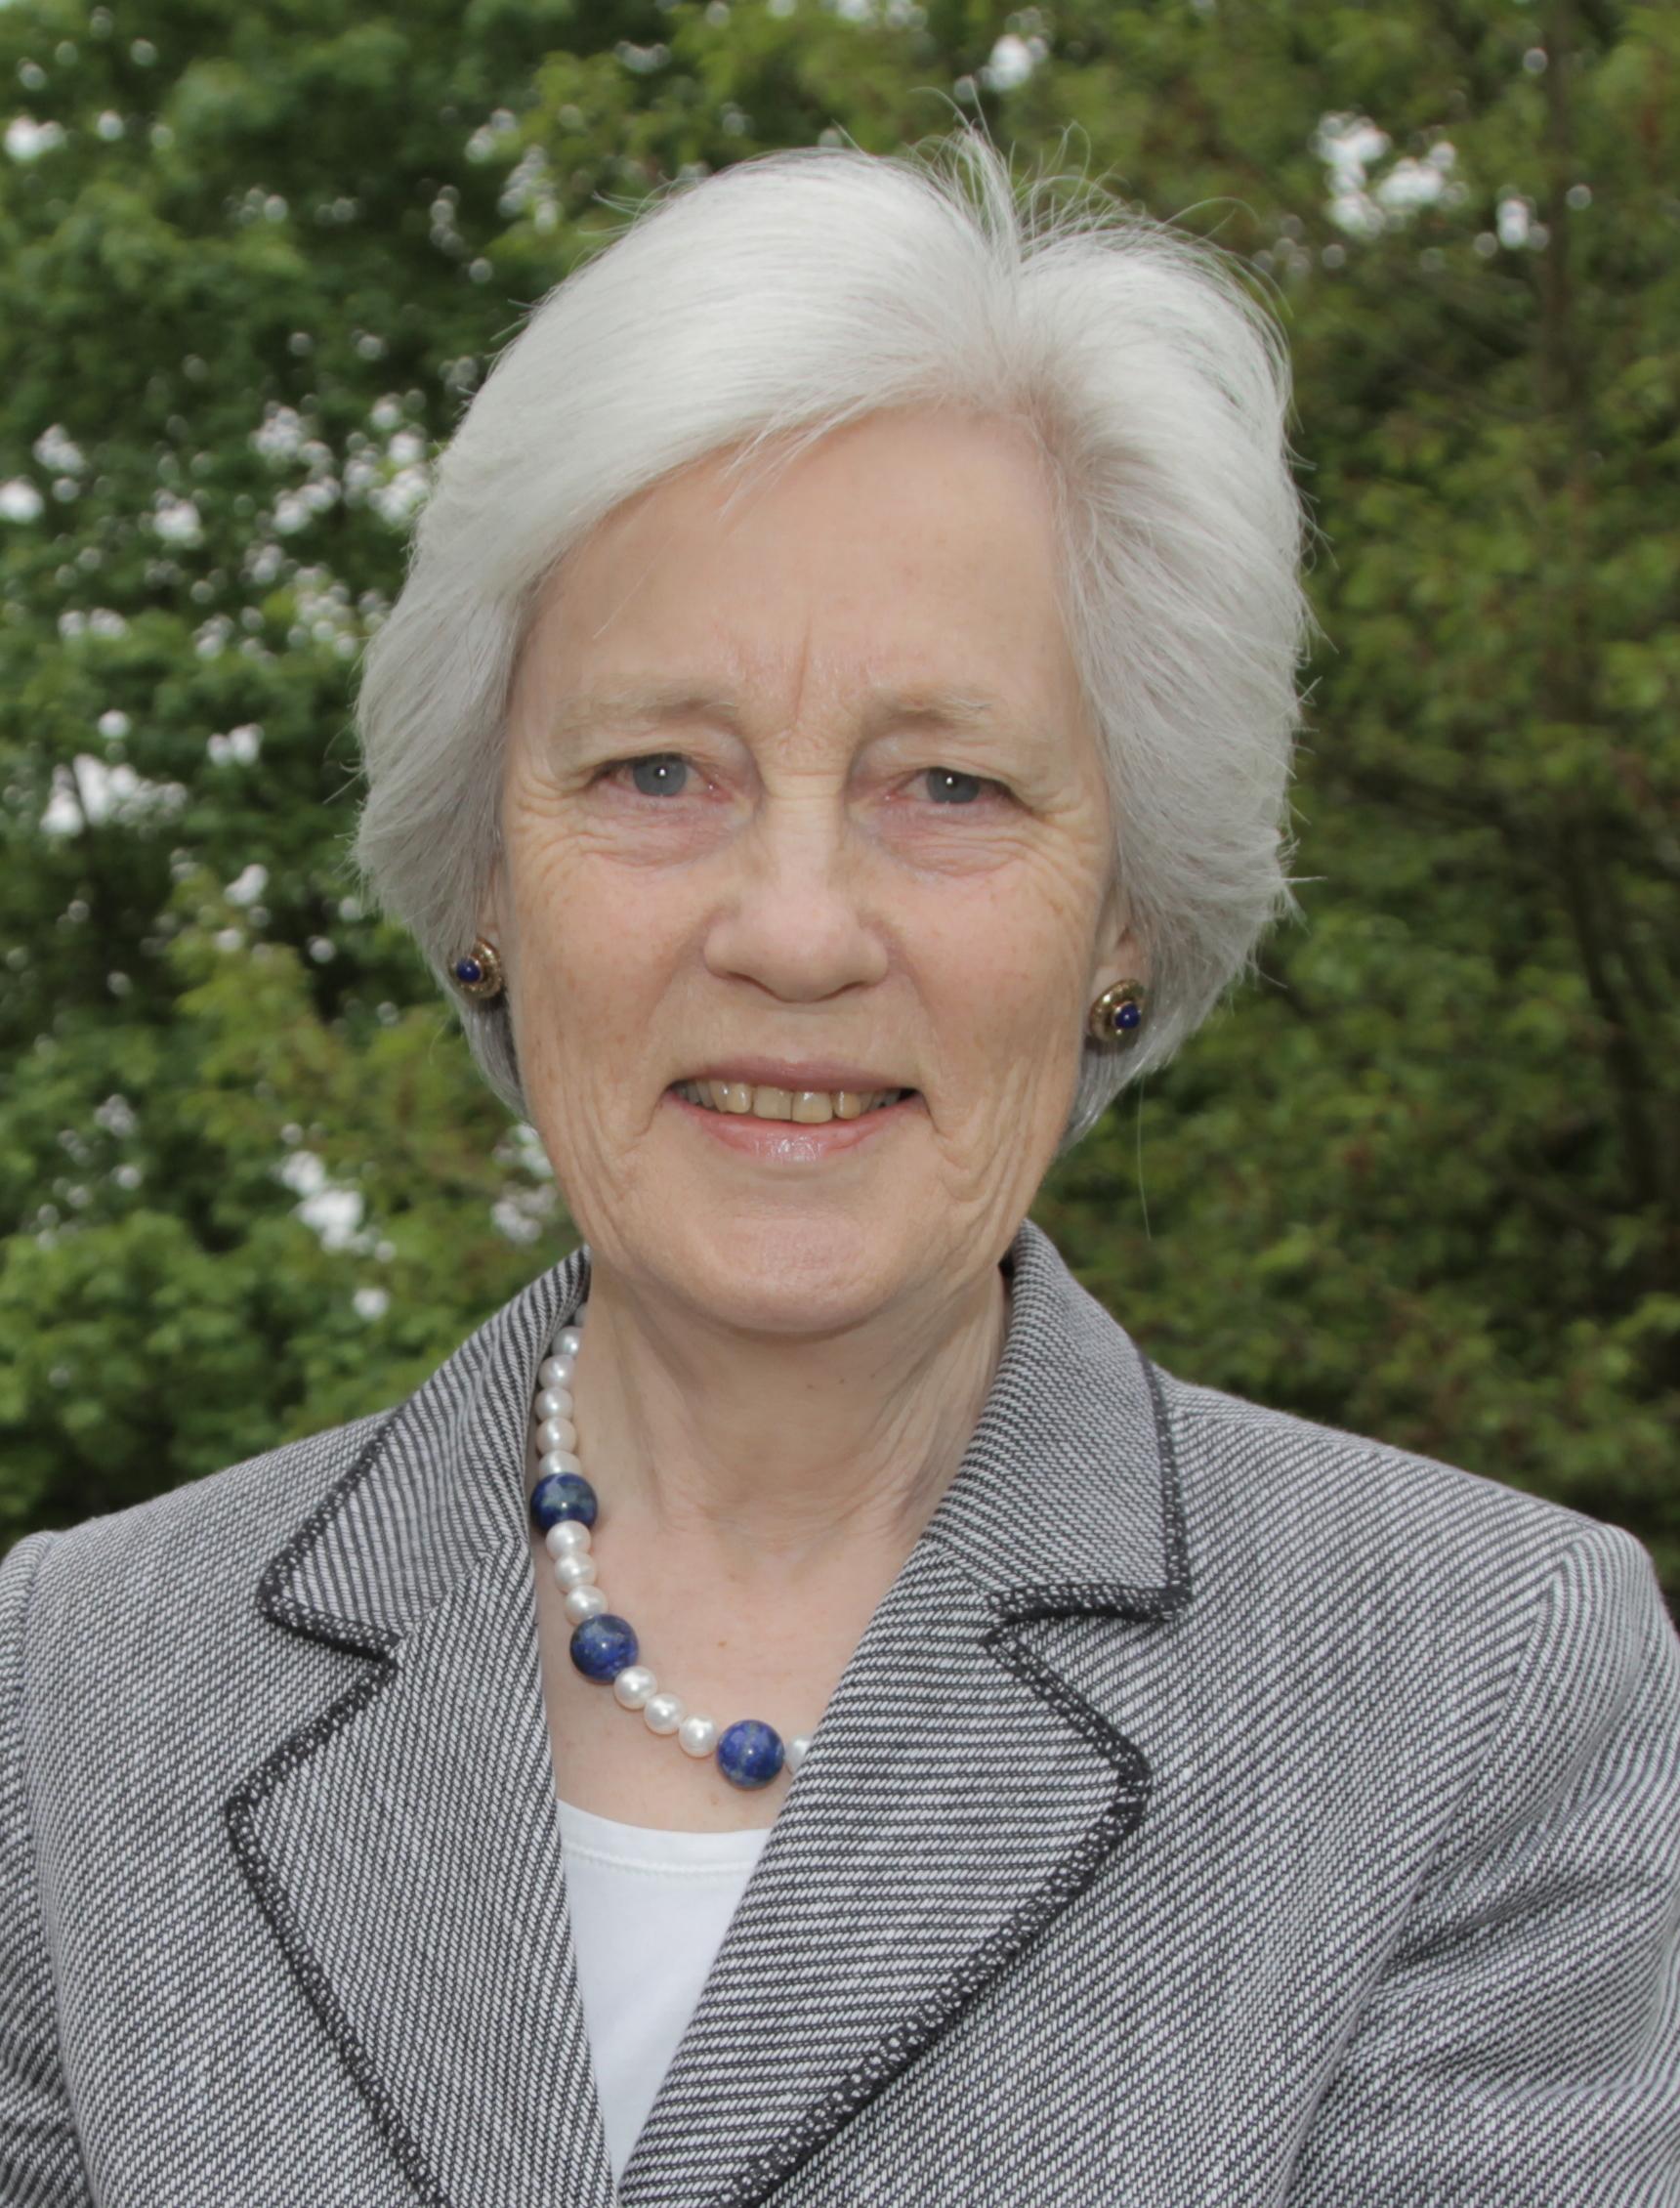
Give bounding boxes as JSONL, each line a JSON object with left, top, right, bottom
{"left": 350, "top": 125, "right": 1318, "bottom": 1158}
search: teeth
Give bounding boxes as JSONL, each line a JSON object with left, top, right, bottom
{"left": 675, "top": 1081, "right": 909, "bottom": 1122}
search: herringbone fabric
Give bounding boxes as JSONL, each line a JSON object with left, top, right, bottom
{"left": 1, "top": 1214, "right": 1675, "bottom": 2205}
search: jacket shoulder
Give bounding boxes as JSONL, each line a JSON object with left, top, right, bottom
{"left": 1146, "top": 1360, "right": 1671, "bottom": 1847}
{"left": 1149, "top": 1359, "right": 1621, "bottom": 1592}
{"left": 0, "top": 1409, "right": 404, "bottom": 1810}
{"left": 8, "top": 1404, "right": 398, "bottom": 1622}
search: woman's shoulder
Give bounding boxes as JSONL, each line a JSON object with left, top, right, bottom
{"left": 1146, "top": 1354, "right": 1660, "bottom": 1635}
{"left": 1142, "top": 1360, "right": 1674, "bottom": 1853}
{"left": 0, "top": 1403, "right": 399, "bottom": 1677}
{"left": 0, "top": 1406, "right": 410, "bottom": 1841}
{"left": 11, "top": 1249, "right": 575, "bottom": 1614}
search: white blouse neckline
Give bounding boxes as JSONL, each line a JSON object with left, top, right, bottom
{"left": 555, "top": 1794, "right": 776, "bottom": 1873}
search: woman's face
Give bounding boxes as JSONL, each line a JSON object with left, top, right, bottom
{"left": 488, "top": 405, "right": 1142, "bottom": 1333}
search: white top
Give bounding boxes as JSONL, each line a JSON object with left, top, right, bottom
{"left": 556, "top": 1796, "right": 773, "bottom": 2183}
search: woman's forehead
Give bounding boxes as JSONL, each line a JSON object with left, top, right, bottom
{"left": 541, "top": 678, "right": 1021, "bottom": 748}
{"left": 515, "top": 430, "right": 1081, "bottom": 737}
{"left": 540, "top": 410, "right": 1064, "bottom": 614}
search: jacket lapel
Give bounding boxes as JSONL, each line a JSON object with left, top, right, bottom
{"left": 225, "top": 1215, "right": 1189, "bottom": 2208}
{"left": 617, "top": 1215, "right": 1190, "bottom": 2205}
{"left": 224, "top": 1243, "right": 614, "bottom": 2208}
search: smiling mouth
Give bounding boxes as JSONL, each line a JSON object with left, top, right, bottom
{"left": 668, "top": 1080, "right": 917, "bottom": 1124}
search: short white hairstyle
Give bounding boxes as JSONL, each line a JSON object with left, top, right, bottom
{"left": 351, "top": 125, "right": 1317, "bottom": 1158}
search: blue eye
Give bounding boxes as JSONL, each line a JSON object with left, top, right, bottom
{"left": 597, "top": 755, "right": 1005, "bottom": 807}
{"left": 921, "top": 768, "right": 999, "bottom": 805}
{"left": 603, "top": 753, "right": 690, "bottom": 798}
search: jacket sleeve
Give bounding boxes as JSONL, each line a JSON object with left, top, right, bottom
{"left": 0, "top": 1532, "right": 92, "bottom": 2205}
{"left": 1286, "top": 1519, "right": 1680, "bottom": 2205}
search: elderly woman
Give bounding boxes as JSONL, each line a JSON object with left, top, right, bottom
{"left": 3, "top": 130, "right": 1676, "bottom": 2208}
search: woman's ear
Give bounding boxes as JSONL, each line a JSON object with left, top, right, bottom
{"left": 1093, "top": 874, "right": 1148, "bottom": 999}
{"left": 479, "top": 853, "right": 505, "bottom": 947}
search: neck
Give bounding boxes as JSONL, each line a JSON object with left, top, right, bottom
{"left": 565, "top": 1253, "right": 1013, "bottom": 1589}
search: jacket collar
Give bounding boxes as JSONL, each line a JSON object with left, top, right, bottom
{"left": 227, "top": 1213, "right": 1190, "bottom": 2206}
{"left": 274, "top": 1213, "right": 1188, "bottom": 1650}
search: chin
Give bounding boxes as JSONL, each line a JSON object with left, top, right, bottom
{"left": 666, "top": 1211, "right": 902, "bottom": 1332}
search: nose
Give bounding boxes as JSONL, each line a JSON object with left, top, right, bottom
{"left": 700, "top": 785, "right": 890, "bottom": 1003}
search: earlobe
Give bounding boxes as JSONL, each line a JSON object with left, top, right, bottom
{"left": 452, "top": 935, "right": 506, "bottom": 1001}
{"left": 1088, "top": 897, "right": 1151, "bottom": 1047}
{"left": 1087, "top": 976, "right": 1149, "bottom": 1045}
{"left": 455, "top": 865, "right": 509, "bottom": 1002}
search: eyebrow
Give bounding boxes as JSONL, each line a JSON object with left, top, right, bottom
{"left": 548, "top": 681, "right": 1009, "bottom": 746}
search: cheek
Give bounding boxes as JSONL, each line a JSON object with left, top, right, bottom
{"left": 920, "top": 917, "right": 1090, "bottom": 1139}
{"left": 503, "top": 820, "right": 667, "bottom": 1003}
{"left": 932, "top": 852, "right": 1099, "bottom": 1026}
{"left": 501, "top": 847, "right": 689, "bottom": 1122}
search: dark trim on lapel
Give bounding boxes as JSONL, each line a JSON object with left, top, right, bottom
{"left": 658, "top": 1350, "right": 1192, "bottom": 2208}
{"left": 990, "top": 1355, "right": 1193, "bottom": 1628}
{"left": 222, "top": 1219, "right": 1193, "bottom": 2208}
{"left": 246, "top": 1406, "right": 407, "bottom": 1661}
{"left": 699, "top": 1638, "right": 1159, "bottom": 2208}
{"left": 222, "top": 1410, "right": 454, "bottom": 2207}
{"left": 221, "top": 1240, "right": 615, "bottom": 2208}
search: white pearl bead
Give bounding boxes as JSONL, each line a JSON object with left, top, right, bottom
{"left": 677, "top": 1715, "right": 718, "bottom": 1759}
{"left": 539, "top": 1355, "right": 575, "bottom": 1390}
{"left": 537, "top": 1449, "right": 582, "bottom": 1480}
{"left": 564, "top": 1585, "right": 607, "bottom": 1624}
{"left": 613, "top": 1665, "right": 656, "bottom": 1710}
{"left": 544, "top": 1521, "right": 591, "bottom": 1557}
{"left": 536, "top": 1416, "right": 577, "bottom": 1454}
{"left": 643, "top": 1691, "right": 685, "bottom": 1735}
{"left": 786, "top": 1734, "right": 813, "bottom": 1774}
{"left": 533, "top": 1387, "right": 573, "bottom": 1422}
{"left": 553, "top": 1327, "right": 584, "bottom": 1358}
{"left": 553, "top": 1551, "right": 598, "bottom": 1592}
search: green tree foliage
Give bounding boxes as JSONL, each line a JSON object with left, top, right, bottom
{"left": 2, "top": 0, "right": 1674, "bottom": 1590}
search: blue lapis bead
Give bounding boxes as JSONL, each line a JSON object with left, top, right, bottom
{"left": 716, "top": 1720, "right": 784, "bottom": 1790}
{"left": 454, "top": 956, "right": 483, "bottom": 983}
{"left": 570, "top": 1614, "right": 638, "bottom": 1682}
{"left": 1113, "top": 999, "right": 1141, "bottom": 1031}
{"left": 531, "top": 1471, "right": 598, "bottom": 1530}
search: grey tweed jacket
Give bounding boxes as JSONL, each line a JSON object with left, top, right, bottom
{"left": 3, "top": 1214, "right": 1677, "bottom": 2206}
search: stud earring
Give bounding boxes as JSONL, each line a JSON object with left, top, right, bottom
{"left": 452, "top": 936, "right": 505, "bottom": 1002}
{"left": 1087, "top": 979, "right": 1148, "bottom": 1044}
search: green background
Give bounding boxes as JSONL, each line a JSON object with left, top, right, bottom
{"left": 2, "top": 0, "right": 1675, "bottom": 1602}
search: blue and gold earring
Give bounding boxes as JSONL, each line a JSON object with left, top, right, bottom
{"left": 452, "top": 937, "right": 505, "bottom": 1002}
{"left": 1087, "top": 979, "right": 1147, "bottom": 1045}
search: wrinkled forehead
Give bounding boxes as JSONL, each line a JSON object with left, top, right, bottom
{"left": 506, "top": 409, "right": 1093, "bottom": 762}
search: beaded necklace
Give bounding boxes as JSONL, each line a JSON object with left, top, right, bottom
{"left": 527, "top": 1299, "right": 813, "bottom": 1791}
